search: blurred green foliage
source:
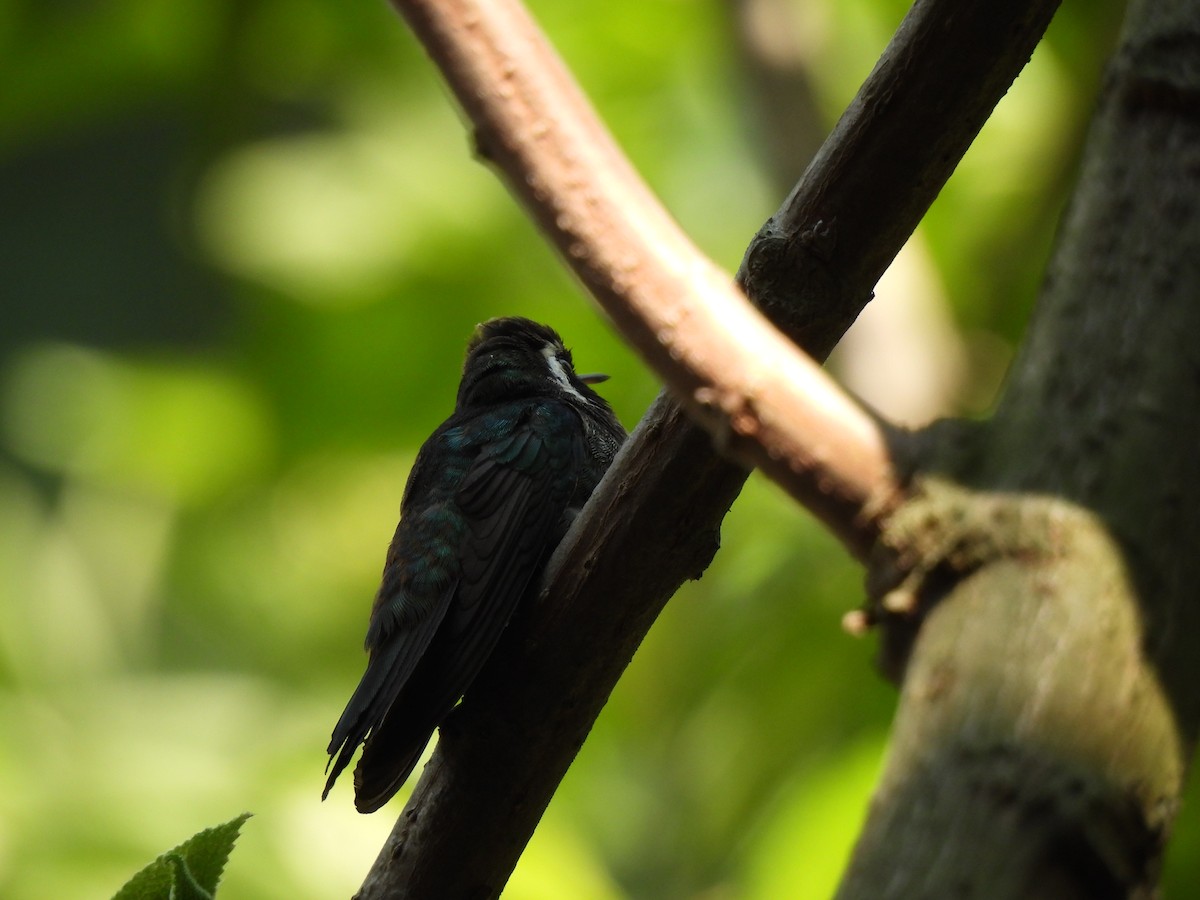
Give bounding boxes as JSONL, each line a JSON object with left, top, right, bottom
{"left": 2, "top": 0, "right": 1196, "bottom": 897}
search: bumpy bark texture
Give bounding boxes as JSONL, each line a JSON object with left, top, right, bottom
{"left": 842, "top": 1, "right": 1200, "bottom": 895}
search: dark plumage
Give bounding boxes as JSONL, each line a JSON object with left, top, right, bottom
{"left": 324, "top": 317, "right": 626, "bottom": 812}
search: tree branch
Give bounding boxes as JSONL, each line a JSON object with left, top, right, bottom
{"left": 390, "top": 0, "right": 896, "bottom": 555}
{"left": 355, "top": 0, "right": 1062, "bottom": 896}
{"left": 838, "top": 0, "right": 1200, "bottom": 891}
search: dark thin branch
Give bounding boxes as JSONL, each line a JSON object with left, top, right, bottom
{"left": 356, "top": 0, "right": 1061, "bottom": 896}
{"left": 742, "top": 0, "right": 1064, "bottom": 354}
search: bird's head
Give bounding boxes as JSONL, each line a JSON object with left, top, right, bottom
{"left": 456, "top": 317, "right": 610, "bottom": 410}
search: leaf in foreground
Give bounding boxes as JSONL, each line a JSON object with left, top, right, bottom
{"left": 111, "top": 813, "right": 252, "bottom": 900}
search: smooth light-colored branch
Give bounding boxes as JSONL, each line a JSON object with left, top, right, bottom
{"left": 392, "top": 0, "right": 898, "bottom": 556}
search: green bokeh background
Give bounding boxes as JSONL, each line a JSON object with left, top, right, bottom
{"left": 2, "top": 0, "right": 1196, "bottom": 896}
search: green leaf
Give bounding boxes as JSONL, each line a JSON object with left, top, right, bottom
{"left": 111, "top": 813, "right": 251, "bottom": 900}
{"left": 165, "top": 853, "right": 214, "bottom": 900}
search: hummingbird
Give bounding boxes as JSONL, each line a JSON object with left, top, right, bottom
{"left": 324, "top": 316, "right": 626, "bottom": 813}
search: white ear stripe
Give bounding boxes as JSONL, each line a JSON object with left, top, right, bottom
{"left": 541, "top": 343, "right": 587, "bottom": 402}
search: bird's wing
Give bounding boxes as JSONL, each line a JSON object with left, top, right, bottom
{"left": 448, "top": 420, "right": 573, "bottom": 654}
{"left": 350, "top": 404, "right": 582, "bottom": 810}
{"left": 323, "top": 427, "right": 476, "bottom": 800}
{"left": 322, "top": 511, "right": 459, "bottom": 799}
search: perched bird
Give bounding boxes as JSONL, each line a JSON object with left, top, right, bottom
{"left": 324, "top": 317, "right": 626, "bottom": 812}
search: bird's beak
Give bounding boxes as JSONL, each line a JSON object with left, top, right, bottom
{"left": 578, "top": 372, "right": 609, "bottom": 384}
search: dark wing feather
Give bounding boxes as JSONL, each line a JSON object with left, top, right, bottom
{"left": 351, "top": 405, "right": 582, "bottom": 811}
{"left": 322, "top": 591, "right": 450, "bottom": 800}
{"left": 323, "top": 452, "right": 468, "bottom": 799}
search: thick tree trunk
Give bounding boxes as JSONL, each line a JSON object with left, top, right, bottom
{"left": 839, "top": 0, "right": 1200, "bottom": 895}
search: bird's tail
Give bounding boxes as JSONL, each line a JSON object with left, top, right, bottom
{"left": 323, "top": 603, "right": 448, "bottom": 802}
{"left": 351, "top": 689, "right": 451, "bottom": 813}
